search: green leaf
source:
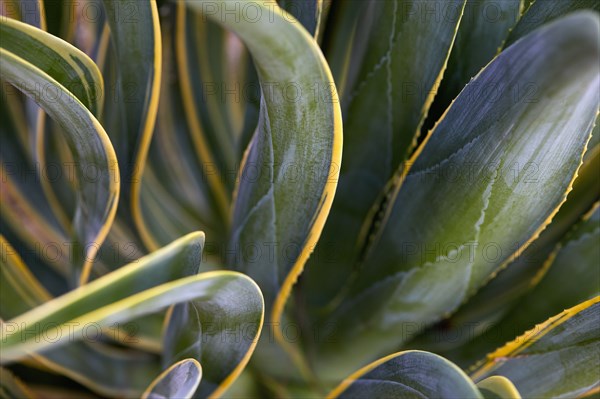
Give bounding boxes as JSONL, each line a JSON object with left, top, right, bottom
{"left": 163, "top": 277, "right": 264, "bottom": 398}
{"left": 410, "top": 127, "right": 600, "bottom": 356}
{"left": 327, "top": 350, "right": 483, "bottom": 399}
{"left": 186, "top": 0, "right": 342, "bottom": 317}
{"left": 140, "top": 5, "right": 225, "bottom": 249}
{"left": 0, "top": 35, "right": 119, "bottom": 285}
{"left": 424, "top": 0, "right": 521, "bottom": 132}
{"left": 442, "top": 203, "right": 600, "bottom": 368}
{"left": 302, "top": 0, "right": 466, "bottom": 317}
{"left": 100, "top": 0, "right": 162, "bottom": 250}
{"left": 477, "top": 376, "right": 521, "bottom": 399}
{"left": 0, "top": 17, "right": 103, "bottom": 115}
{"left": 279, "top": 0, "right": 326, "bottom": 38}
{"left": 1, "top": 232, "right": 264, "bottom": 397}
{"left": 470, "top": 297, "right": 600, "bottom": 398}
{"left": 504, "top": 0, "right": 600, "bottom": 47}
{"left": 311, "top": 11, "right": 600, "bottom": 378}
{"left": 142, "top": 359, "right": 202, "bottom": 399}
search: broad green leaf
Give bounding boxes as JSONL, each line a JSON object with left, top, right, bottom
{"left": 442, "top": 203, "right": 600, "bottom": 368}
{"left": 184, "top": 0, "right": 342, "bottom": 381}
{"left": 100, "top": 0, "right": 162, "bottom": 250}
{"left": 424, "top": 0, "right": 521, "bottom": 132}
{"left": 186, "top": 0, "right": 342, "bottom": 315}
{"left": 311, "top": 12, "right": 600, "bottom": 378}
{"left": 410, "top": 132, "right": 600, "bottom": 355}
{"left": 327, "top": 350, "right": 483, "bottom": 399}
{"left": 302, "top": 0, "right": 466, "bottom": 313}
{"left": 163, "top": 277, "right": 264, "bottom": 398}
{"left": 504, "top": 0, "right": 600, "bottom": 47}
{"left": 0, "top": 41, "right": 119, "bottom": 285}
{"left": 142, "top": 359, "right": 202, "bottom": 399}
{"left": 320, "top": 0, "right": 365, "bottom": 100}
{"left": 477, "top": 376, "right": 521, "bottom": 399}
{"left": 470, "top": 297, "right": 600, "bottom": 398}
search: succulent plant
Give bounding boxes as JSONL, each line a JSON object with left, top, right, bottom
{"left": 1, "top": 0, "right": 599, "bottom": 398}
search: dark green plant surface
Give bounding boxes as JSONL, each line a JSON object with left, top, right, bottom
{"left": 1, "top": 1, "right": 598, "bottom": 398}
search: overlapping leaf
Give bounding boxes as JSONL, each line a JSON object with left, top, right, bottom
{"left": 411, "top": 125, "right": 600, "bottom": 355}
{"left": 99, "top": 0, "right": 162, "bottom": 250}
{"left": 327, "top": 350, "right": 483, "bottom": 399}
{"left": 0, "top": 232, "right": 264, "bottom": 397}
{"left": 302, "top": 0, "right": 466, "bottom": 316}
{"left": 142, "top": 359, "right": 202, "bottom": 399}
{"left": 471, "top": 297, "right": 600, "bottom": 398}
{"left": 310, "top": 12, "right": 600, "bottom": 378}
{"left": 185, "top": 0, "right": 342, "bottom": 319}
{"left": 0, "top": 19, "right": 118, "bottom": 285}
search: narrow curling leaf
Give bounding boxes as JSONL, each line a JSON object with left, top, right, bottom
{"left": 471, "top": 297, "right": 600, "bottom": 398}
{"left": 142, "top": 359, "right": 202, "bottom": 399}
{"left": 100, "top": 0, "right": 162, "bottom": 250}
{"left": 477, "top": 376, "right": 521, "bottom": 399}
{"left": 327, "top": 350, "right": 483, "bottom": 399}
{"left": 0, "top": 17, "right": 103, "bottom": 115}
{"left": 314, "top": 12, "right": 600, "bottom": 378}
{"left": 186, "top": 0, "right": 342, "bottom": 319}
{"left": 0, "top": 232, "right": 204, "bottom": 361}
{"left": 0, "top": 232, "right": 263, "bottom": 398}
{"left": 163, "top": 276, "right": 264, "bottom": 398}
{"left": 0, "top": 47, "right": 119, "bottom": 286}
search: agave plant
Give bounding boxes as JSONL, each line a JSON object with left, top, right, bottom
{"left": 1, "top": 0, "right": 599, "bottom": 398}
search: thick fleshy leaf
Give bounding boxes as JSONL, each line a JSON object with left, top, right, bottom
{"left": 302, "top": 0, "right": 465, "bottom": 315}
{"left": 1, "top": 232, "right": 264, "bottom": 397}
{"left": 411, "top": 129, "right": 600, "bottom": 355}
{"left": 477, "top": 376, "right": 521, "bottom": 399}
{"left": 0, "top": 39, "right": 119, "bottom": 285}
{"left": 0, "top": 232, "right": 206, "bottom": 360}
{"left": 100, "top": 0, "right": 162, "bottom": 250}
{"left": 185, "top": 0, "right": 342, "bottom": 316}
{"left": 142, "top": 359, "right": 202, "bottom": 399}
{"left": 0, "top": 16, "right": 103, "bottom": 242}
{"left": 0, "top": 17, "right": 103, "bottom": 115}
{"left": 442, "top": 203, "right": 600, "bottom": 368}
{"left": 311, "top": 12, "right": 600, "bottom": 378}
{"left": 471, "top": 297, "right": 600, "bottom": 398}
{"left": 163, "top": 276, "right": 264, "bottom": 398}
{"left": 504, "top": 0, "right": 600, "bottom": 47}
{"left": 327, "top": 350, "right": 483, "bottom": 399}
{"left": 424, "top": 0, "right": 521, "bottom": 131}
